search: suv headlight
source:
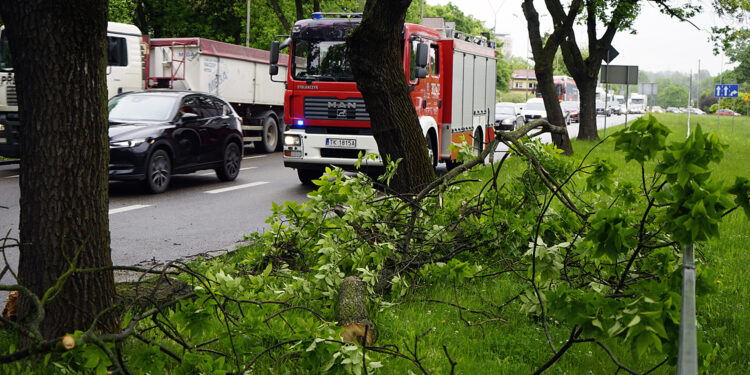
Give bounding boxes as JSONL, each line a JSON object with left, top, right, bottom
{"left": 0, "top": 123, "right": 5, "bottom": 132}
{"left": 110, "top": 138, "right": 148, "bottom": 148}
{"left": 501, "top": 118, "right": 513, "bottom": 125}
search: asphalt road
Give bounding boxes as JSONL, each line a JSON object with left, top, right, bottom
{"left": 0, "top": 152, "right": 314, "bottom": 291}
{"left": 0, "top": 113, "right": 637, "bottom": 291}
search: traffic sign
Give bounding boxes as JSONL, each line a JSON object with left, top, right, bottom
{"left": 603, "top": 46, "right": 619, "bottom": 64}
{"left": 714, "top": 84, "right": 739, "bottom": 98}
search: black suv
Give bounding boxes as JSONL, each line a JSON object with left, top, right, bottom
{"left": 108, "top": 90, "right": 243, "bottom": 193}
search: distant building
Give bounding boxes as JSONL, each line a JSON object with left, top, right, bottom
{"left": 494, "top": 33, "right": 512, "bottom": 58}
{"left": 510, "top": 69, "right": 536, "bottom": 96}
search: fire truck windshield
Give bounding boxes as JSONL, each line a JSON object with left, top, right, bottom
{"left": 292, "top": 40, "right": 354, "bottom": 82}
{"left": 0, "top": 28, "right": 12, "bottom": 71}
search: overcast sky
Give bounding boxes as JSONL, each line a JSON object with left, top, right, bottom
{"left": 425, "top": 0, "right": 738, "bottom": 77}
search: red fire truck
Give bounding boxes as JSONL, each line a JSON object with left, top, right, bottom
{"left": 535, "top": 75, "right": 579, "bottom": 102}
{"left": 269, "top": 14, "right": 497, "bottom": 184}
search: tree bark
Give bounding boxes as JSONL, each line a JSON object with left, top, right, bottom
{"left": 0, "top": 0, "right": 119, "bottom": 341}
{"left": 522, "top": 0, "right": 578, "bottom": 155}
{"left": 347, "top": 0, "right": 437, "bottom": 194}
{"left": 337, "top": 276, "right": 377, "bottom": 345}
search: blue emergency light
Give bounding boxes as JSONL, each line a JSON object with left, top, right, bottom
{"left": 312, "top": 12, "right": 323, "bottom": 19}
{"left": 297, "top": 120, "right": 305, "bottom": 126}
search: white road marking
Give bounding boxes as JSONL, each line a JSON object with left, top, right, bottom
{"left": 204, "top": 181, "right": 268, "bottom": 194}
{"left": 243, "top": 155, "right": 267, "bottom": 160}
{"left": 109, "top": 204, "right": 151, "bottom": 215}
{"left": 197, "top": 166, "right": 257, "bottom": 176}
{"left": 4, "top": 175, "right": 18, "bottom": 178}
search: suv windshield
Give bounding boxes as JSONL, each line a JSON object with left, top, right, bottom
{"left": 292, "top": 40, "right": 354, "bottom": 82}
{"left": 526, "top": 101, "right": 545, "bottom": 111}
{"left": 109, "top": 94, "right": 179, "bottom": 122}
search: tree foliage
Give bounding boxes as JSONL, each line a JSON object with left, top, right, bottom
{"left": 656, "top": 85, "right": 689, "bottom": 108}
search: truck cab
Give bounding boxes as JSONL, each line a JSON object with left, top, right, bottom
{"left": 271, "top": 14, "right": 497, "bottom": 184}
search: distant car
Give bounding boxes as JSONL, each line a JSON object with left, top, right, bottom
{"left": 595, "top": 101, "right": 612, "bottom": 116}
{"left": 686, "top": 108, "right": 706, "bottom": 115}
{"left": 665, "top": 107, "right": 679, "bottom": 113}
{"left": 108, "top": 90, "right": 244, "bottom": 193}
{"left": 716, "top": 108, "right": 740, "bottom": 116}
{"left": 560, "top": 101, "right": 580, "bottom": 123}
{"left": 521, "top": 98, "right": 547, "bottom": 122}
{"left": 650, "top": 106, "right": 665, "bottom": 113}
{"left": 495, "top": 102, "right": 525, "bottom": 131}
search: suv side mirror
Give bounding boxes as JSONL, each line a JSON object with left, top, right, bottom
{"left": 415, "top": 67, "right": 427, "bottom": 79}
{"left": 179, "top": 112, "right": 199, "bottom": 123}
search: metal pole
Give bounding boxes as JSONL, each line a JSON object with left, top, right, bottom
{"left": 625, "top": 76, "right": 629, "bottom": 128}
{"left": 603, "top": 62, "right": 609, "bottom": 135}
{"left": 697, "top": 60, "right": 701, "bottom": 113}
{"left": 251, "top": 0, "right": 258, "bottom": 47}
{"left": 732, "top": 98, "right": 736, "bottom": 131}
{"left": 717, "top": 56, "right": 723, "bottom": 131}
{"left": 421, "top": 0, "right": 424, "bottom": 23}
{"left": 686, "top": 69, "right": 693, "bottom": 138}
{"left": 677, "top": 244, "right": 698, "bottom": 375}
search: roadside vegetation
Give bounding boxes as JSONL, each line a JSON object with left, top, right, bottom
{"left": 0, "top": 113, "right": 748, "bottom": 374}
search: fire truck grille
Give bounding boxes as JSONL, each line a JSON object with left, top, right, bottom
{"left": 6, "top": 85, "right": 17, "bottom": 106}
{"left": 304, "top": 97, "right": 370, "bottom": 121}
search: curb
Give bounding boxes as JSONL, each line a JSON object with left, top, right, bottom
{"left": 0, "top": 159, "right": 19, "bottom": 166}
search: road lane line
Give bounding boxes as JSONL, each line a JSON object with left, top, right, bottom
{"left": 204, "top": 181, "right": 268, "bottom": 194}
{"left": 197, "top": 166, "right": 257, "bottom": 176}
{"left": 4, "top": 175, "right": 18, "bottom": 178}
{"left": 109, "top": 204, "right": 151, "bottom": 215}
{"left": 243, "top": 155, "right": 267, "bottom": 160}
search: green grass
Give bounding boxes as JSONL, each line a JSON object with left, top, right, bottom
{"left": 361, "top": 113, "right": 750, "bottom": 374}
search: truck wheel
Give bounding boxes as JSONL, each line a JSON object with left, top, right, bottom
{"left": 298, "top": 168, "right": 323, "bottom": 186}
{"left": 473, "top": 128, "right": 485, "bottom": 165}
{"left": 216, "top": 142, "right": 242, "bottom": 181}
{"left": 145, "top": 149, "right": 171, "bottom": 194}
{"left": 425, "top": 133, "right": 437, "bottom": 168}
{"left": 254, "top": 116, "right": 278, "bottom": 153}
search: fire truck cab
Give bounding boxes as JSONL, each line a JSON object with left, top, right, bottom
{"left": 270, "top": 14, "right": 497, "bottom": 184}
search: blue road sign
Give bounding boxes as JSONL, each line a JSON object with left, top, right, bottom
{"left": 715, "top": 84, "right": 739, "bottom": 98}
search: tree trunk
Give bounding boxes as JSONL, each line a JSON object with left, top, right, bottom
{"left": 0, "top": 0, "right": 119, "bottom": 341}
{"left": 557, "top": 0, "right": 628, "bottom": 141}
{"left": 295, "top": 0, "right": 304, "bottom": 20}
{"left": 576, "top": 77, "right": 599, "bottom": 140}
{"left": 523, "top": 0, "right": 575, "bottom": 155}
{"left": 269, "top": 0, "right": 292, "bottom": 32}
{"left": 347, "top": 0, "right": 436, "bottom": 194}
{"left": 337, "top": 276, "right": 377, "bottom": 345}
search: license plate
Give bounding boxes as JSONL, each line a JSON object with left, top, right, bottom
{"left": 326, "top": 138, "right": 356, "bottom": 148}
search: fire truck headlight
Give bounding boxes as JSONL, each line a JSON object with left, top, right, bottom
{"left": 284, "top": 135, "right": 301, "bottom": 146}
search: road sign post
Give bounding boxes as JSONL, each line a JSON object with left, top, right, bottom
{"left": 714, "top": 84, "right": 739, "bottom": 131}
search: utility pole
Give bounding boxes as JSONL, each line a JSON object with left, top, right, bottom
{"left": 246, "top": 0, "right": 252, "bottom": 47}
